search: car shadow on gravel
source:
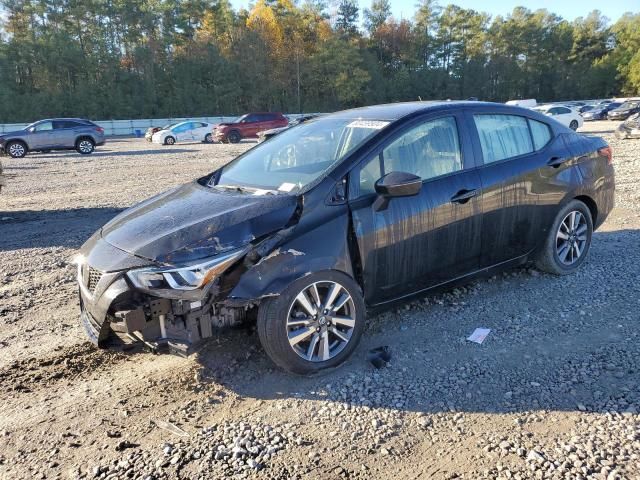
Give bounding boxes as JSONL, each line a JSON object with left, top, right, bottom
{"left": 190, "top": 227, "right": 640, "bottom": 416}
{"left": 0, "top": 207, "right": 124, "bottom": 250}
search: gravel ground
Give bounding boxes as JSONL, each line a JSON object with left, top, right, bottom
{"left": 0, "top": 122, "right": 638, "bottom": 480}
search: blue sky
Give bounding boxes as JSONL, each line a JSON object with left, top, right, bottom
{"left": 230, "top": 0, "right": 638, "bottom": 23}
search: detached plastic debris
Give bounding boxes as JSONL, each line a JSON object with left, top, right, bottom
{"left": 467, "top": 328, "right": 491, "bottom": 344}
{"left": 153, "top": 419, "right": 189, "bottom": 437}
{"left": 367, "top": 346, "right": 392, "bottom": 368}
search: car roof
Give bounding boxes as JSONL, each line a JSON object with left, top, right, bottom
{"left": 322, "top": 101, "right": 535, "bottom": 121}
{"left": 38, "top": 118, "right": 93, "bottom": 122}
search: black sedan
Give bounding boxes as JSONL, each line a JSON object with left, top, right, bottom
{"left": 582, "top": 102, "right": 621, "bottom": 121}
{"left": 76, "top": 102, "right": 615, "bottom": 374}
{"left": 607, "top": 101, "right": 640, "bottom": 120}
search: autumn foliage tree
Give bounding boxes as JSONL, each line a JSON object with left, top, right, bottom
{"left": 0, "top": 0, "right": 638, "bottom": 122}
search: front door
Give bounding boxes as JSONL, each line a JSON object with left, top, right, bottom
{"left": 349, "top": 114, "right": 483, "bottom": 305}
{"left": 28, "top": 121, "right": 55, "bottom": 149}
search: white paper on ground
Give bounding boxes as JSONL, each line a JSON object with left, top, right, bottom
{"left": 467, "top": 328, "right": 491, "bottom": 344}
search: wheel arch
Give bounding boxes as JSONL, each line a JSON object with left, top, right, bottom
{"left": 227, "top": 211, "right": 357, "bottom": 303}
{"left": 5, "top": 138, "right": 29, "bottom": 150}
{"left": 75, "top": 135, "right": 95, "bottom": 145}
{"left": 573, "top": 194, "right": 598, "bottom": 225}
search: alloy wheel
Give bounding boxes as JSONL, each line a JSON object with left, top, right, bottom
{"left": 78, "top": 140, "right": 93, "bottom": 153}
{"left": 9, "top": 143, "right": 25, "bottom": 158}
{"left": 286, "top": 281, "right": 356, "bottom": 362}
{"left": 556, "top": 210, "right": 588, "bottom": 265}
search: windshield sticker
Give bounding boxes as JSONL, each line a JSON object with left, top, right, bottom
{"left": 347, "top": 120, "right": 389, "bottom": 129}
{"left": 277, "top": 183, "right": 297, "bottom": 192}
{"left": 253, "top": 189, "right": 272, "bottom": 196}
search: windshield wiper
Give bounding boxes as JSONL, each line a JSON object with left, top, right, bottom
{"left": 214, "top": 184, "right": 278, "bottom": 195}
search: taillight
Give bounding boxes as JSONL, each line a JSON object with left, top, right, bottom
{"left": 598, "top": 146, "right": 613, "bottom": 165}
{"left": 95, "top": 127, "right": 104, "bottom": 133}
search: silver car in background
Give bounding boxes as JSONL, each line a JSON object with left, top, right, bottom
{"left": 0, "top": 118, "right": 106, "bottom": 158}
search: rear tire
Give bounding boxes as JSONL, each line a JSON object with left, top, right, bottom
{"left": 535, "top": 200, "right": 593, "bottom": 275}
{"left": 6, "top": 141, "right": 27, "bottom": 158}
{"left": 257, "top": 270, "right": 366, "bottom": 374}
{"left": 227, "top": 130, "right": 241, "bottom": 144}
{"left": 76, "top": 137, "right": 95, "bottom": 154}
{"left": 569, "top": 120, "right": 579, "bottom": 130}
{"left": 164, "top": 136, "right": 176, "bottom": 145}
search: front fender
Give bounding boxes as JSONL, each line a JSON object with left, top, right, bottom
{"left": 228, "top": 212, "right": 354, "bottom": 301}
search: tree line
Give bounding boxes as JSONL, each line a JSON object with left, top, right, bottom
{"left": 0, "top": 0, "right": 639, "bottom": 123}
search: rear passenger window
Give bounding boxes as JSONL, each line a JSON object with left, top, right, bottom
{"left": 528, "top": 119, "right": 552, "bottom": 150}
{"left": 473, "top": 114, "right": 533, "bottom": 164}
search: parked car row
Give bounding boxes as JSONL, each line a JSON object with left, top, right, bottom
{"left": 143, "top": 113, "right": 313, "bottom": 146}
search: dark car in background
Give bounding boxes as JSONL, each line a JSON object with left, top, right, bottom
{"left": 76, "top": 101, "right": 614, "bottom": 374}
{"left": 257, "top": 114, "right": 319, "bottom": 142}
{"left": 607, "top": 101, "right": 640, "bottom": 120}
{"left": 582, "top": 102, "right": 622, "bottom": 121}
{"left": 213, "top": 112, "right": 288, "bottom": 143}
{"left": 0, "top": 118, "right": 105, "bottom": 158}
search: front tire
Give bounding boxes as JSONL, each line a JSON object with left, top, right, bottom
{"left": 257, "top": 270, "right": 366, "bottom": 374}
{"left": 569, "top": 120, "right": 579, "bottom": 130}
{"left": 204, "top": 133, "right": 213, "bottom": 143}
{"left": 535, "top": 200, "right": 593, "bottom": 275}
{"left": 164, "top": 136, "right": 176, "bottom": 145}
{"left": 227, "top": 130, "right": 241, "bottom": 144}
{"left": 76, "top": 137, "right": 95, "bottom": 154}
{"left": 6, "top": 141, "right": 27, "bottom": 158}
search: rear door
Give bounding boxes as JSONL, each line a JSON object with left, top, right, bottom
{"left": 469, "top": 112, "right": 554, "bottom": 266}
{"left": 349, "top": 113, "right": 483, "bottom": 305}
{"left": 52, "top": 120, "right": 77, "bottom": 147}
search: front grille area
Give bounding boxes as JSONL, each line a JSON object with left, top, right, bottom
{"left": 87, "top": 266, "right": 103, "bottom": 292}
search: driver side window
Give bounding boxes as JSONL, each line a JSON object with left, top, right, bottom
{"left": 358, "top": 116, "right": 462, "bottom": 196}
{"left": 34, "top": 121, "right": 53, "bottom": 132}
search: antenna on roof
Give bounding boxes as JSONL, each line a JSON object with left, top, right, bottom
{"left": 418, "top": 96, "right": 422, "bottom": 101}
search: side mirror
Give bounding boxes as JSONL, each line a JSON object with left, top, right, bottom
{"left": 373, "top": 171, "right": 422, "bottom": 211}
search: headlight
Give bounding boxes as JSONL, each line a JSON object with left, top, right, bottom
{"left": 127, "top": 248, "right": 247, "bottom": 292}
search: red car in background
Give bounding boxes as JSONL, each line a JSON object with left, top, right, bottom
{"left": 213, "top": 112, "right": 288, "bottom": 143}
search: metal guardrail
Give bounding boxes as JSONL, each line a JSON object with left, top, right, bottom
{"left": 0, "top": 114, "right": 314, "bottom": 136}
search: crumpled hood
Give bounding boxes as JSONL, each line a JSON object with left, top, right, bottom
{"left": 100, "top": 182, "right": 298, "bottom": 264}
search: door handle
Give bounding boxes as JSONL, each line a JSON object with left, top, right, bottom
{"left": 450, "top": 189, "right": 478, "bottom": 204}
{"left": 547, "top": 156, "right": 569, "bottom": 168}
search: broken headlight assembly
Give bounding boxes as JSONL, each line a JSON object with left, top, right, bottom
{"left": 127, "top": 248, "right": 247, "bottom": 294}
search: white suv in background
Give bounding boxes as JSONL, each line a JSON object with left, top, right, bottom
{"left": 534, "top": 105, "right": 584, "bottom": 131}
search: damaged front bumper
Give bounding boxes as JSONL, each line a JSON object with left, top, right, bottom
{"left": 77, "top": 237, "right": 252, "bottom": 355}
